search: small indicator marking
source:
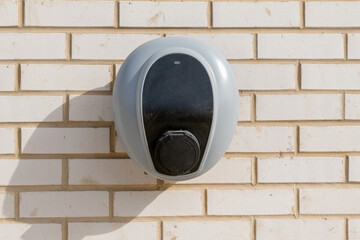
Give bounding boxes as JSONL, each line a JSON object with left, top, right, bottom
{"left": 174, "top": 61, "right": 181, "bottom": 64}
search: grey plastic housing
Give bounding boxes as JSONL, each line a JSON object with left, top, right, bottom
{"left": 112, "top": 36, "right": 238, "bottom": 181}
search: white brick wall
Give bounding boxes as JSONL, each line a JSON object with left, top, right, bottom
{"left": 1, "top": 0, "right": 360, "bottom": 239}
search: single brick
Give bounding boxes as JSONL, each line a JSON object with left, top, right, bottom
{"left": 232, "top": 64, "right": 296, "bottom": 90}
{"left": 68, "top": 222, "right": 157, "bottom": 240}
{"left": 349, "top": 157, "right": 360, "bottom": 182}
{"left": 258, "top": 34, "right": 344, "bottom": 59}
{"left": 302, "top": 64, "right": 360, "bottom": 90}
{"left": 306, "top": 2, "right": 360, "bottom": 27}
{"left": 258, "top": 157, "right": 344, "bottom": 183}
{"left": 300, "top": 126, "right": 360, "bottom": 152}
{"left": 238, "top": 95, "right": 251, "bottom": 121}
{"left": 72, "top": 34, "right": 159, "bottom": 60}
{"left": 0, "top": 33, "right": 66, "bottom": 59}
{"left": 349, "top": 34, "right": 360, "bottom": 59}
{"left": 25, "top": 0, "right": 114, "bottom": 27}
{"left": 168, "top": 158, "right": 252, "bottom": 184}
{"left": 349, "top": 219, "right": 360, "bottom": 240}
{"left": 300, "top": 189, "right": 360, "bottom": 214}
{"left": 20, "top": 191, "right": 109, "bottom": 217}
{"left": 0, "top": 224, "right": 61, "bottom": 240}
{"left": 69, "top": 95, "right": 113, "bottom": 121}
{"left": 207, "top": 189, "right": 294, "bottom": 215}
{"left": 0, "top": 192, "right": 14, "bottom": 218}
{"left": 0, "top": 159, "right": 62, "bottom": 185}
{"left": 256, "top": 94, "right": 342, "bottom": 121}
{"left": 0, "top": 96, "right": 63, "bottom": 122}
{"left": 257, "top": 219, "right": 342, "bottom": 240}
{"left": 119, "top": 1, "right": 207, "bottom": 27}
{"left": 0, "top": 65, "right": 15, "bottom": 91}
{"left": 213, "top": 2, "right": 299, "bottom": 27}
{"left": 170, "top": 34, "right": 253, "bottom": 59}
{"left": 114, "top": 190, "right": 201, "bottom": 216}
{"left": 0, "top": 0, "right": 18, "bottom": 26}
{"left": 163, "top": 221, "right": 251, "bottom": 240}
{"left": 21, "top": 64, "right": 111, "bottom": 91}
{"left": 228, "top": 126, "right": 294, "bottom": 152}
{"left": 0, "top": 128, "right": 14, "bottom": 154}
{"left": 68, "top": 159, "right": 156, "bottom": 185}
{"left": 21, "top": 128, "right": 109, "bottom": 154}
{"left": 346, "top": 94, "right": 360, "bottom": 119}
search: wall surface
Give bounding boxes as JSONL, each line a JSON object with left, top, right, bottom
{"left": 0, "top": 0, "right": 360, "bottom": 239}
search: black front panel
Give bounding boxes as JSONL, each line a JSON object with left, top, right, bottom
{"left": 142, "top": 53, "right": 213, "bottom": 176}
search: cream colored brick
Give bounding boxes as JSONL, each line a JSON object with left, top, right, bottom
{"left": 258, "top": 157, "right": 344, "bottom": 183}
{"left": 0, "top": 193, "right": 14, "bottom": 218}
{"left": 69, "top": 159, "right": 156, "bottom": 185}
{"left": 170, "top": 158, "right": 251, "bottom": 184}
{"left": 0, "top": 96, "right": 63, "bottom": 122}
{"left": 349, "top": 157, "right": 360, "bottom": 182}
{"left": 69, "top": 95, "right": 113, "bottom": 121}
{"left": 171, "top": 34, "right": 253, "bottom": 59}
{"left": 238, "top": 95, "right": 251, "bottom": 121}
{"left": 258, "top": 34, "right": 344, "bottom": 59}
{"left": 68, "top": 222, "right": 157, "bottom": 240}
{"left": 0, "top": 65, "right": 14, "bottom": 91}
{"left": 21, "top": 64, "right": 111, "bottom": 91}
{"left": 207, "top": 189, "right": 294, "bottom": 215}
{"left": 0, "top": 159, "right": 61, "bottom": 185}
{"left": 0, "top": 33, "right": 66, "bottom": 59}
{"left": 20, "top": 191, "right": 108, "bottom": 217}
{"left": 300, "top": 189, "right": 360, "bottom": 214}
{"left": 0, "top": 0, "right": 17, "bottom": 26}
{"left": 163, "top": 221, "right": 251, "bottom": 240}
{"left": 349, "top": 219, "right": 360, "bottom": 240}
{"left": 306, "top": 2, "right": 360, "bottom": 27}
{"left": 72, "top": 34, "right": 160, "bottom": 60}
{"left": 232, "top": 64, "right": 295, "bottom": 90}
{"left": 213, "top": 2, "right": 299, "bottom": 27}
{"left": 21, "top": 128, "right": 109, "bottom": 154}
{"left": 25, "top": 0, "right": 114, "bottom": 27}
{"left": 302, "top": 64, "right": 360, "bottom": 90}
{"left": 114, "top": 190, "right": 201, "bottom": 216}
{"left": 300, "top": 126, "right": 360, "bottom": 152}
{"left": 228, "top": 126, "right": 294, "bottom": 153}
{"left": 0, "top": 224, "right": 61, "bottom": 240}
{"left": 256, "top": 94, "right": 342, "bottom": 121}
{"left": 0, "top": 128, "right": 14, "bottom": 154}
{"left": 119, "top": 1, "right": 207, "bottom": 27}
{"left": 346, "top": 94, "right": 360, "bottom": 119}
{"left": 257, "top": 219, "right": 342, "bottom": 240}
{"left": 349, "top": 34, "right": 360, "bottom": 59}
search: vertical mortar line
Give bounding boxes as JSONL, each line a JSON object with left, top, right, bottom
{"left": 251, "top": 93, "right": 256, "bottom": 122}
{"left": 344, "top": 155, "right": 349, "bottom": 183}
{"left": 157, "top": 221, "right": 163, "bottom": 240}
{"left": 110, "top": 64, "right": 116, "bottom": 93}
{"left": 295, "top": 61, "right": 301, "bottom": 92}
{"left": 114, "top": 0, "right": 119, "bottom": 28}
{"left": 110, "top": 125, "right": 116, "bottom": 152}
{"left": 342, "top": 91, "right": 346, "bottom": 120}
{"left": 344, "top": 33, "right": 348, "bottom": 60}
{"left": 62, "top": 218, "right": 68, "bottom": 240}
{"left": 14, "top": 191, "right": 20, "bottom": 219}
{"left": 109, "top": 190, "right": 114, "bottom": 217}
{"left": 157, "top": 179, "right": 165, "bottom": 190}
{"left": 18, "top": 0, "right": 24, "bottom": 28}
{"left": 300, "top": 1, "right": 305, "bottom": 29}
{"left": 250, "top": 218, "right": 256, "bottom": 240}
{"left": 294, "top": 187, "right": 299, "bottom": 218}
{"left": 343, "top": 218, "right": 348, "bottom": 240}
{"left": 201, "top": 188, "right": 208, "bottom": 215}
{"left": 207, "top": 1, "right": 213, "bottom": 28}
{"left": 62, "top": 159, "right": 69, "bottom": 190}
{"left": 251, "top": 157, "right": 257, "bottom": 186}
{"left": 253, "top": 33, "right": 258, "bottom": 60}
{"left": 160, "top": 33, "right": 166, "bottom": 38}
{"left": 14, "top": 63, "right": 20, "bottom": 91}
{"left": 66, "top": 33, "right": 72, "bottom": 61}
{"left": 63, "top": 94, "right": 69, "bottom": 123}
{"left": 15, "top": 128, "right": 21, "bottom": 157}
{"left": 294, "top": 126, "right": 299, "bottom": 155}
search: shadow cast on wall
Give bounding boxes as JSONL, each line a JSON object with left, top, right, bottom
{"left": 2, "top": 85, "right": 170, "bottom": 240}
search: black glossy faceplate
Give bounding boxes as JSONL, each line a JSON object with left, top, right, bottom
{"left": 142, "top": 53, "right": 214, "bottom": 175}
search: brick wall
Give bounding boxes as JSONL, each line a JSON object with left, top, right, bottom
{"left": 0, "top": 0, "right": 359, "bottom": 239}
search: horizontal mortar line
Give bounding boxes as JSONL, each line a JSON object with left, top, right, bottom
{"left": 0, "top": 153, "right": 129, "bottom": 159}
{"left": 2, "top": 27, "right": 360, "bottom": 33}
{"left": 0, "top": 60, "right": 124, "bottom": 64}
{"left": 239, "top": 90, "right": 355, "bottom": 94}
{"left": 0, "top": 185, "right": 159, "bottom": 192}
{"left": 229, "top": 59, "right": 360, "bottom": 64}
{"left": 0, "top": 91, "right": 112, "bottom": 96}
{"left": 224, "top": 152, "right": 349, "bottom": 158}
{"left": 0, "top": 122, "right": 113, "bottom": 127}
{"left": 236, "top": 120, "right": 360, "bottom": 126}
